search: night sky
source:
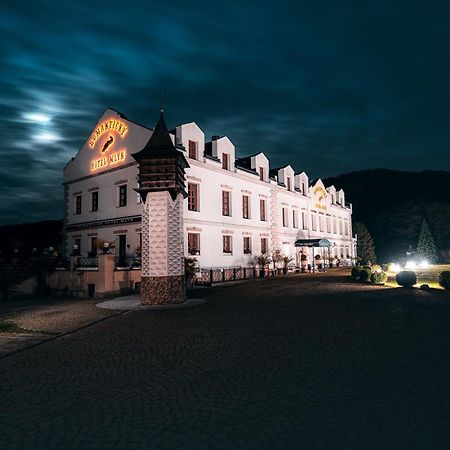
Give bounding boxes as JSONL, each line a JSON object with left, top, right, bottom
{"left": 1, "top": 0, "right": 450, "bottom": 225}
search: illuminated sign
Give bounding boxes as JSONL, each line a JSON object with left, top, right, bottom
{"left": 91, "top": 149, "right": 126, "bottom": 172}
{"left": 314, "top": 186, "right": 328, "bottom": 211}
{"left": 89, "top": 119, "right": 128, "bottom": 148}
{"left": 89, "top": 117, "right": 129, "bottom": 172}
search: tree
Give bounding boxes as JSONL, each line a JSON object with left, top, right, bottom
{"left": 416, "top": 219, "right": 439, "bottom": 263}
{"left": 354, "top": 222, "right": 376, "bottom": 264}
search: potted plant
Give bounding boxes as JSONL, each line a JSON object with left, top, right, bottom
{"left": 184, "top": 257, "right": 198, "bottom": 287}
{"left": 256, "top": 254, "right": 270, "bottom": 277}
{"left": 300, "top": 254, "right": 308, "bottom": 272}
{"left": 282, "top": 255, "right": 294, "bottom": 274}
{"left": 272, "top": 249, "right": 284, "bottom": 274}
{"left": 314, "top": 254, "right": 322, "bottom": 271}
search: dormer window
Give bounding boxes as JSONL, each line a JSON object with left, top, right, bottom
{"left": 331, "top": 195, "right": 335, "bottom": 204}
{"left": 287, "top": 177, "right": 291, "bottom": 191}
{"left": 222, "top": 153, "right": 230, "bottom": 170}
{"left": 302, "top": 182, "right": 306, "bottom": 195}
{"left": 259, "top": 166, "right": 264, "bottom": 181}
{"left": 188, "top": 140, "right": 198, "bottom": 159}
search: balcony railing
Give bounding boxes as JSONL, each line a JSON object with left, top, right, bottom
{"left": 76, "top": 257, "right": 98, "bottom": 268}
{"left": 115, "top": 257, "right": 141, "bottom": 269}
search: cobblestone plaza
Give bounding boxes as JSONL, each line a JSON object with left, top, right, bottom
{"left": 1, "top": 270, "right": 450, "bottom": 448}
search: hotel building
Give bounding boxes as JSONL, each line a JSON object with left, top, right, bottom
{"left": 63, "top": 108, "right": 355, "bottom": 271}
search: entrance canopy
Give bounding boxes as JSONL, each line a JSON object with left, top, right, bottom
{"left": 295, "top": 238, "right": 331, "bottom": 248}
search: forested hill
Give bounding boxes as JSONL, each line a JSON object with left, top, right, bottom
{"left": 1, "top": 169, "right": 450, "bottom": 263}
{"left": 323, "top": 169, "right": 450, "bottom": 262}
{"left": 0, "top": 220, "right": 62, "bottom": 257}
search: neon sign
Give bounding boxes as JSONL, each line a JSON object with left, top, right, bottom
{"left": 91, "top": 149, "right": 126, "bottom": 172}
{"left": 89, "top": 119, "right": 128, "bottom": 148}
{"left": 314, "top": 186, "right": 328, "bottom": 210}
{"left": 88, "top": 117, "right": 128, "bottom": 172}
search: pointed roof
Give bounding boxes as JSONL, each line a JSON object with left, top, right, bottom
{"left": 132, "top": 109, "right": 176, "bottom": 159}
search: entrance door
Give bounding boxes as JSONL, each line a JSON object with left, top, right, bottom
{"left": 118, "top": 235, "right": 127, "bottom": 265}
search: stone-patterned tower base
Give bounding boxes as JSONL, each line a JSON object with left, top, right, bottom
{"left": 141, "top": 190, "right": 185, "bottom": 305}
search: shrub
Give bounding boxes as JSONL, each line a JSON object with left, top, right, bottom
{"left": 396, "top": 271, "right": 417, "bottom": 287}
{"left": 371, "top": 265, "right": 382, "bottom": 273}
{"left": 351, "top": 266, "right": 363, "bottom": 279}
{"left": 363, "top": 265, "right": 372, "bottom": 271}
{"left": 256, "top": 254, "right": 270, "bottom": 267}
{"left": 359, "top": 268, "right": 371, "bottom": 282}
{"left": 438, "top": 271, "right": 450, "bottom": 290}
{"left": 370, "top": 271, "right": 387, "bottom": 285}
{"left": 184, "top": 257, "right": 198, "bottom": 281}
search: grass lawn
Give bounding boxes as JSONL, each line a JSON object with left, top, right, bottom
{"left": 0, "top": 320, "right": 25, "bottom": 333}
{"left": 386, "top": 264, "right": 450, "bottom": 289}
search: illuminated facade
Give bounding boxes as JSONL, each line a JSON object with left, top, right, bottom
{"left": 63, "top": 108, "right": 355, "bottom": 269}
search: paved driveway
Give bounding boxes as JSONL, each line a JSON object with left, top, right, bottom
{"left": 1, "top": 270, "right": 450, "bottom": 449}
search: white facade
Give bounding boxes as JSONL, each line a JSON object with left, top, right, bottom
{"left": 63, "top": 108, "right": 355, "bottom": 268}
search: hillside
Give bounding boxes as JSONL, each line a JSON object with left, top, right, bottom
{"left": 324, "top": 169, "right": 450, "bottom": 262}
{"left": 1, "top": 169, "right": 449, "bottom": 263}
{"left": 0, "top": 220, "right": 63, "bottom": 257}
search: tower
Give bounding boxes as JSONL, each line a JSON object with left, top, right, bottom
{"left": 132, "top": 110, "right": 189, "bottom": 305}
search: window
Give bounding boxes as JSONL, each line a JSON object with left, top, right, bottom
{"left": 319, "top": 215, "right": 324, "bottom": 232}
{"left": 242, "top": 195, "right": 250, "bottom": 219}
{"left": 223, "top": 235, "right": 232, "bottom": 254}
{"left": 90, "top": 237, "right": 97, "bottom": 255}
{"left": 243, "top": 236, "right": 252, "bottom": 254}
{"left": 293, "top": 209, "right": 298, "bottom": 228}
{"left": 331, "top": 194, "right": 335, "bottom": 204}
{"left": 302, "top": 182, "right": 306, "bottom": 195}
{"left": 188, "top": 233, "right": 200, "bottom": 255}
{"left": 311, "top": 214, "right": 317, "bottom": 231}
{"left": 75, "top": 195, "right": 82, "bottom": 215}
{"left": 259, "top": 166, "right": 264, "bottom": 181}
{"left": 333, "top": 217, "right": 337, "bottom": 234}
{"left": 137, "top": 192, "right": 141, "bottom": 204}
{"left": 326, "top": 216, "right": 331, "bottom": 233}
{"left": 302, "top": 211, "right": 307, "bottom": 230}
{"left": 91, "top": 191, "right": 98, "bottom": 212}
{"left": 222, "top": 153, "right": 229, "bottom": 170}
{"left": 260, "top": 199, "right": 267, "bottom": 221}
{"left": 261, "top": 237, "right": 268, "bottom": 254}
{"left": 287, "top": 177, "right": 291, "bottom": 191}
{"left": 282, "top": 207, "right": 288, "bottom": 227}
{"left": 188, "top": 140, "right": 197, "bottom": 159}
{"left": 222, "top": 191, "right": 231, "bottom": 216}
{"left": 188, "top": 183, "right": 199, "bottom": 211}
{"left": 344, "top": 221, "right": 349, "bottom": 236}
{"left": 339, "top": 219, "right": 343, "bottom": 235}
{"left": 119, "top": 185, "right": 127, "bottom": 207}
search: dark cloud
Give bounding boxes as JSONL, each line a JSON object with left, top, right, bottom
{"left": 1, "top": 0, "right": 450, "bottom": 224}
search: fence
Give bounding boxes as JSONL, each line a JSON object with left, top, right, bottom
{"left": 197, "top": 266, "right": 264, "bottom": 284}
